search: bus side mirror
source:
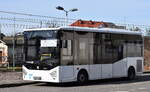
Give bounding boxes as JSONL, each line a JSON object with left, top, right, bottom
{"left": 58, "top": 31, "right": 63, "bottom": 37}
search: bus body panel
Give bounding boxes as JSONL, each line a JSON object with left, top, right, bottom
{"left": 89, "top": 64, "right": 101, "bottom": 80}
{"left": 23, "top": 66, "right": 60, "bottom": 83}
{"left": 101, "top": 64, "right": 112, "bottom": 79}
{"left": 127, "top": 57, "right": 143, "bottom": 75}
{"left": 23, "top": 26, "right": 143, "bottom": 83}
{"left": 23, "top": 57, "right": 143, "bottom": 83}
{"left": 112, "top": 58, "right": 127, "bottom": 78}
{"left": 59, "top": 66, "right": 74, "bottom": 82}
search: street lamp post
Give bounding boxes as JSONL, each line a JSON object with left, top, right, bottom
{"left": 56, "top": 6, "right": 78, "bottom": 25}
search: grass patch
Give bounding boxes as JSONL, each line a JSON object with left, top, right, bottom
{"left": 0, "top": 67, "right": 22, "bottom": 72}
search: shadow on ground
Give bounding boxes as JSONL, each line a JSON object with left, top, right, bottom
{"left": 36, "top": 74, "right": 150, "bottom": 87}
{"left": 1, "top": 73, "right": 150, "bottom": 88}
{"left": 0, "top": 82, "right": 39, "bottom": 88}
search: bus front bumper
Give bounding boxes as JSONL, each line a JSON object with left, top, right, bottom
{"left": 22, "top": 66, "right": 60, "bottom": 83}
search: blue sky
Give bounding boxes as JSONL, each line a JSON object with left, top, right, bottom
{"left": 0, "top": 0, "right": 150, "bottom": 25}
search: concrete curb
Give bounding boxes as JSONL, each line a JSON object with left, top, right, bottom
{"left": 0, "top": 80, "right": 38, "bottom": 88}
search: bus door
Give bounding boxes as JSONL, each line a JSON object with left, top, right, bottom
{"left": 78, "top": 38, "right": 89, "bottom": 65}
{"left": 89, "top": 44, "right": 102, "bottom": 80}
{"left": 60, "top": 40, "right": 74, "bottom": 81}
{"left": 112, "top": 44, "right": 127, "bottom": 77}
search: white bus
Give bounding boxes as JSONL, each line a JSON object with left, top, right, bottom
{"left": 22, "top": 26, "right": 143, "bottom": 83}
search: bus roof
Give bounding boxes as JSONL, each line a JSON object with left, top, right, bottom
{"left": 24, "top": 26, "right": 143, "bottom": 35}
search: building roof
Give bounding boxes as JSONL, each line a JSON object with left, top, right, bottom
{"left": 70, "top": 20, "right": 125, "bottom": 29}
{"left": 70, "top": 20, "right": 108, "bottom": 28}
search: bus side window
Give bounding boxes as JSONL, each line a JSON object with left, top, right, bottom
{"left": 62, "top": 40, "right": 68, "bottom": 48}
{"left": 61, "top": 40, "right": 73, "bottom": 65}
{"left": 62, "top": 40, "right": 72, "bottom": 56}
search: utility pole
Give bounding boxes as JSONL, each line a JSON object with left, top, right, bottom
{"left": 12, "top": 17, "right": 16, "bottom": 71}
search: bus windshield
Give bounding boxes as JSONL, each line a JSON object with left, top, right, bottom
{"left": 39, "top": 46, "right": 59, "bottom": 66}
{"left": 24, "top": 30, "right": 60, "bottom": 70}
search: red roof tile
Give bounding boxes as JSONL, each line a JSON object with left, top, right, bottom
{"left": 70, "top": 20, "right": 109, "bottom": 28}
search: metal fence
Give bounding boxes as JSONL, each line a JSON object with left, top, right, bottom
{"left": 0, "top": 10, "right": 150, "bottom": 36}
{"left": 0, "top": 11, "right": 150, "bottom": 68}
{"left": 0, "top": 16, "right": 76, "bottom": 36}
{"left": 1, "top": 16, "right": 150, "bottom": 36}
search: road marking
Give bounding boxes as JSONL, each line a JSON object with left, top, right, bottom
{"left": 115, "top": 91, "right": 129, "bottom": 92}
{"left": 138, "top": 88, "right": 147, "bottom": 90}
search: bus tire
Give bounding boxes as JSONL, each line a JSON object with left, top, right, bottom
{"left": 77, "top": 70, "right": 88, "bottom": 84}
{"left": 128, "top": 66, "right": 136, "bottom": 80}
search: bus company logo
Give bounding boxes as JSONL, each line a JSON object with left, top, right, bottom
{"left": 23, "top": 69, "right": 27, "bottom": 75}
{"left": 28, "top": 74, "right": 33, "bottom": 79}
{"left": 37, "top": 66, "right": 39, "bottom": 69}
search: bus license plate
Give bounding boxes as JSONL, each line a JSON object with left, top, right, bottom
{"left": 33, "top": 76, "right": 41, "bottom": 80}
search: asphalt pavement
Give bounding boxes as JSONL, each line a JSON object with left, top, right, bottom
{"left": 1, "top": 73, "right": 150, "bottom": 92}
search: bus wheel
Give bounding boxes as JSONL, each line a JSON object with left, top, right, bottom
{"left": 77, "top": 70, "right": 88, "bottom": 84}
{"left": 128, "top": 67, "right": 136, "bottom": 80}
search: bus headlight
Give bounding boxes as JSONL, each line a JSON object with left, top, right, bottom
{"left": 22, "top": 69, "right": 27, "bottom": 79}
{"left": 50, "top": 71, "right": 57, "bottom": 80}
{"left": 23, "top": 69, "right": 27, "bottom": 75}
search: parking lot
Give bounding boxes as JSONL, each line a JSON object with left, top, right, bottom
{"left": 0, "top": 72, "right": 150, "bottom": 92}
